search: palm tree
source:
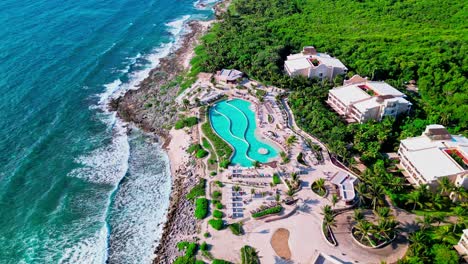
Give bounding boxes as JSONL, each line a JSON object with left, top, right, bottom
{"left": 374, "top": 207, "right": 391, "bottom": 220}
{"left": 452, "top": 206, "right": 466, "bottom": 232}
{"left": 437, "top": 177, "right": 454, "bottom": 196}
{"left": 314, "top": 178, "right": 326, "bottom": 194}
{"left": 286, "top": 135, "right": 297, "bottom": 147}
{"left": 365, "top": 182, "right": 386, "bottom": 210}
{"left": 354, "top": 220, "right": 375, "bottom": 246}
{"left": 182, "top": 98, "right": 190, "bottom": 109}
{"left": 321, "top": 205, "right": 333, "bottom": 216}
{"left": 353, "top": 209, "right": 364, "bottom": 223}
{"left": 408, "top": 231, "right": 427, "bottom": 256}
{"left": 355, "top": 182, "right": 367, "bottom": 206}
{"left": 405, "top": 190, "right": 424, "bottom": 211}
{"left": 323, "top": 213, "right": 337, "bottom": 230}
{"left": 416, "top": 215, "right": 434, "bottom": 230}
{"left": 250, "top": 188, "right": 255, "bottom": 199}
{"left": 331, "top": 194, "right": 339, "bottom": 208}
{"left": 450, "top": 186, "right": 468, "bottom": 203}
{"left": 433, "top": 225, "right": 459, "bottom": 244}
{"left": 428, "top": 193, "right": 444, "bottom": 210}
{"left": 286, "top": 188, "right": 295, "bottom": 197}
{"left": 252, "top": 160, "right": 260, "bottom": 168}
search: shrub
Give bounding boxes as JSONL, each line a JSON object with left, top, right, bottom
{"left": 196, "top": 261, "right": 205, "bottom": 264}
{"left": 240, "top": 245, "right": 259, "bottom": 264}
{"left": 297, "top": 152, "right": 306, "bottom": 165}
{"left": 208, "top": 219, "right": 225, "bottom": 230}
{"left": 175, "top": 116, "right": 199, "bottom": 129}
{"left": 251, "top": 205, "right": 283, "bottom": 218}
{"left": 229, "top": 222, "right": 244, "bottom": 236}
{"left": 174, "top": 255, "right": 195, "bottom": 264}
{"left": 187, "top": 144, "right": 202, "bottom": 154}
{"left": 196, "top": 149, "right": 209, "bottom": 158}
{"left": 212, "top": 260, "right": 232, "bottom": 264}
{"left": 215, "top": 202, "right": 223, "bottom": 210}
{"left": 203, "top": 232, "right": 210, "bottom": 238}
{"left": 215, "top": 180, "right": 223, "bottom": 187}
{"left": 195, "top": 198, "right": 209, "bottom": 220}
{"left": 220, "top": 159, "right": 230, "bottom": 168}
{"left": 210, "top": 171, "right": 217, "bottom": 176}
{"left": 213, "top": 210, "right": 224, "bottom": 219}
{"left": 272, "top": 174, "right": 281, "bottom": 185}
{"left": 200, "top": 241, "right": 208, "bottom": 251}
{"left": 186, "top": 178, "right": 206, "bottom": 200}
{"left": 212, "top": 191, "right": 222, "bottom": 200}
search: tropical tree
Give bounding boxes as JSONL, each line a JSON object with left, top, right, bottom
{"left": 331, "top": 194, "right": 339, "bottom": 208}
{"left": 374, "top": 207, "right": 391, "bottom": 220}
{"left": 315, "top": 178, "right": 326, "bottom": 193}
{"left": 451, "top": 186, "right": 468, "bottom": 203}
{"left": 250, "top": 188, "right": 255, "bottom": 199}
{"left": 433, "top": 225, "right": 459, "bottom": 244}
{"left": 286, "top": 135, "right": 297, "bottom": 147}
{"left": 452, "top": 206, "right": 466, "bottom": 232}
{"left": 353, "top": 209, "right": 364, "bottom": 223}
{"left": 416, "top": 215, "right": 434, "bottom": 231}
{"left": 408, "top": 231, "right": 427, "bottom": 256}
{"left": 355, "top": 182, "right": 367, "bottom": 206}
{"left": 365, "top": 182, "right": 386, "bottom": 210}
{"left": 182, "top": 98, "right": 190, "bottom": 109}
{"left": 406, "top": 190, "right": 424, "bottom": 211}
{"left": 437, "top": 177, "right": 454, "bottom": 196}
{"left": 375, "top": 218, "right": 398, "bottom": 240}
{"left": 354, "top": 220, "right": 375, "bottom": 246}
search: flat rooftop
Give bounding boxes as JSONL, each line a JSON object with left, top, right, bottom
{"left": 329, "top": 85, "right": 371, "bottom": 106}
{"left": 285, "top": 57, "right": 311, "bottom": 71}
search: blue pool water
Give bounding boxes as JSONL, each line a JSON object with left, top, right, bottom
{"left": 209, "top": 99, "right": 278, "bottom": 167}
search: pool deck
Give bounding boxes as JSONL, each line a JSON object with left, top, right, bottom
{"left": 175, "top": 76, "right": 409, "bottom": 264}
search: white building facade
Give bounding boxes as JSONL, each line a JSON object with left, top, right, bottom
{"left": 284, "top": 46, "right": 347, "bottom": 81}
{"left": 454, "top": 229, "right": 468, "bottom": 262}
{"left": 398, "top": 125, "right": 468, "bottom": 188}
{"left": 326, "top": 75, "right": 412, "bottom": 123}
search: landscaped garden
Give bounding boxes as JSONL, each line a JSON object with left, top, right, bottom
{"left": 351, "top": 208, "right": 399, "bottom": 248}
{"left": 251, "top": 204, "right": 283, "bottom": 219}
{"left": 201, "top": 121, "right": 233, "bottom": 168}
{"left": 311, "top": 178, "right": 327, "bottom": 197}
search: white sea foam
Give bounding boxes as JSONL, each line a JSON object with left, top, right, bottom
{"left": 165, "top": 15, "right": 190, "bottom": 37}
{"left": 58, "top": 226, "right": 108, "bottom": 264}
{"left": 69, "top": 11, "right": 195, "bottom": 264}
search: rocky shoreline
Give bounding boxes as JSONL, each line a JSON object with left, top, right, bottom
{"left": 109, "top": 2, "right": 229, "bottom": 263}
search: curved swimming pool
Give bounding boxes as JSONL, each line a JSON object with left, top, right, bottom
{"left": 209, "top": 99, "right": 278, "bottom": 167}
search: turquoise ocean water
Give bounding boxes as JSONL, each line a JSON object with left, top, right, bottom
{"left": 0, "top": 0, "right": 216, "bottom": 263}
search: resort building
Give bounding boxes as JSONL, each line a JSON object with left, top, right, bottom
{"left": 329, "top": 171, "right": 357, "bottom": 205}
{"left": 454, "top": 229, "right": 468, "bottom": 262}
{"left": 398, "top": 125, "right": 468, "bottom": 188}
{"left": 284, "top": 46, "right": 347, "bottom": 81}
{"left": 326, "top": 75, "right": 412, "bottom": 123}
{"left": 215, "top": 69, "right": 244, "bottom": 84}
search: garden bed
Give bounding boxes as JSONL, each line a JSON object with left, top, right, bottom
{"left": 251, "top": 205, "right": 283, "bottom": 219}
{"left": 321, "top": 222, "right": 338, "bottom": 247}
{"left": 351, "top": 227, "right": 396, "bottom": 249}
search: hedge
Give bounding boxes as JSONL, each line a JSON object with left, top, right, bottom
{"left": 212, "top": 260, "right": 232, "bottom": 264}
{"left": 195, "top": 198, "right": 209, "bottom": 220}
{"left": 251, "top": 205, "right": 283, "bottom": 218}
{"left": 196, "top": 149, "right": 209, "bottom": 158}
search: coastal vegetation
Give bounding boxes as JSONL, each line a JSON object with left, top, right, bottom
{"left": 251, "top": 205, "right": 282, "bottom": 218}
{"left": 175, "top": 116, "right": 199, "bottom": 130}
{"left": 272, "top": 174, "right": 281, "bottom": 185}
{"left": 240, "top": 245, "right": 260, "bottom": 264}
{"left": 187, "top": 144, "right": 209, "bottom": 159}
{"left": 201, "top": 122, "right": 233, "bottom": 168}
{"left": 195, "top": 198, "right": 210, "bottom": 220}
{"left": 186, "top": 178, "right": 207, "bottom": 200}
{"left": 174, "top": 241, "right": 201, "bottom": 264}
{"left": 311, "top": 178, "right": 326, "bottom": 197}
{"left": 192, "top": 0, "right": 467, "bottom": 135}
{"left": 229, "top": 222, "right": 244, "bottom": 236}
{"left": 208, "top": 218, "right": 225, "bottom": 230}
